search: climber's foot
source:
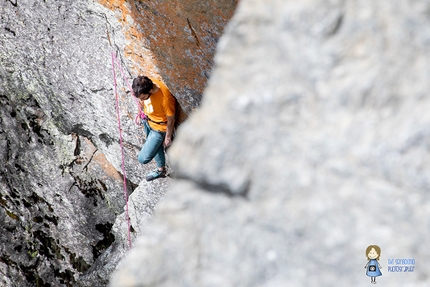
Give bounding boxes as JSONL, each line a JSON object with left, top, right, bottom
{"left": 145, "top": 168, "right": 166, "bottom": 181}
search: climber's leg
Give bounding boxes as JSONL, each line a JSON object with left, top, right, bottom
{"left": 137, "top": 121, "right": 166, "bottom": 166}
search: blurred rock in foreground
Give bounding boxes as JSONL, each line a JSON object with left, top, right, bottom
{"left": 111, "top": 0, "right": 430, "bottom": 286}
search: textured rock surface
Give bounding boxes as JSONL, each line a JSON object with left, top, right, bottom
{"left": 111, "top": 0, "right": 430, "bottom": 286}
{"left": 0, "top": 0, "right": 234, "bottom": 286}
{"left": 98, "top": 0, "right": 237, "bottom": 119}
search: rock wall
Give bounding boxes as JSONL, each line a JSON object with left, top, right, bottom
{"left": 98, "top": 0, "right": 237, "bottom": 118}
{"left": 0, "top": 0, "right": 235, "bottom": 286}
{"left": 111, "top": 0, "right": 430, "bottom": 286}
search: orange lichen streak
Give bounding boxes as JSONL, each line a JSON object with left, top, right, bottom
{"left": 99, "top": 0, "right": 161, "bottom": 80}
{"left": 98, "top": 0, "right": 236, "bottom": 103}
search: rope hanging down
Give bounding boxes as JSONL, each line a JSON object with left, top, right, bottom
{"left": 110, "top": 51, "right": 137, "bottom": 249}
{"left": 112, "top": 54, "right": 146, "bottom": 124}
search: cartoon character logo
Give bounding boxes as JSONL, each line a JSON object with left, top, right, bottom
{"left": 364, "top": 245, "right": 382, "bottom": 284}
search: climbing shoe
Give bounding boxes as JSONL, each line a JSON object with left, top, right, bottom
{"left": 145, "top": 168, "right": 166, "bottom": 182}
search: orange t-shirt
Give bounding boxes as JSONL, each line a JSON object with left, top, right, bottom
{"left": 142, "top": 78, "right": 175, "bottom": 132}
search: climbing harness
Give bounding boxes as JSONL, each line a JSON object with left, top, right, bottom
{"left": 146, "top": 116, "right": 167, "bottom": 125}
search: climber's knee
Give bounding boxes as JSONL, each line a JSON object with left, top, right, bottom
{"left": 138, "top": 153, "right": 151, "bottom": 164}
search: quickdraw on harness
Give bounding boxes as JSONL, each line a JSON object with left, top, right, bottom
{"left": 135, "top": 105, "right": 147, "bottom": 126}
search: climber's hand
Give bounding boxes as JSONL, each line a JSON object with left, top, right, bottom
{"left": 164, "top": 136, "right": 172, "bottom": 148}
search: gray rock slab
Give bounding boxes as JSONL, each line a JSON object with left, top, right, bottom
{"left": 111, "top": 0, "right": 430, "bottom": 286}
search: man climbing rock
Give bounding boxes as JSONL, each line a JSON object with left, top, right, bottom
{"left": 132, "top": 75, "right": 176, "bottom": 181}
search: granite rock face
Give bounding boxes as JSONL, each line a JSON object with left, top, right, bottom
{"left": 0, "top": 0, "right": 235, "bottom": 286}
{"left": 98, "top": 0, "right": 237, "bottom": 119}
{"left": 111, "top": 0, "right": 430, "bottom": 286}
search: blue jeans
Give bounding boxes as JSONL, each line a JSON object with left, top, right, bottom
{"left": 138, "top": 121, "right": 166, "bottom": 168}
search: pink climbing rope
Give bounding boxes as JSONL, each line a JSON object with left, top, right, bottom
{"left": 111, "top": 51, "right": 132, "bottom": 248}
{"left": 112, "top": 54, "right": 146, "bottom": 124}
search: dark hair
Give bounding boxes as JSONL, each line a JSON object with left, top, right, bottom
{"left": 132, "top": 76, "right": 153, "bottom": 97}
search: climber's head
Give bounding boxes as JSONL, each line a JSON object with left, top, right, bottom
{"left": 132, "top": 75, "right": 153, "bottom": 100}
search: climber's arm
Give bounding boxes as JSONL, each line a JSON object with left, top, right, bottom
{"left": 164, "top": 115, "right": 175, "bottom": 147}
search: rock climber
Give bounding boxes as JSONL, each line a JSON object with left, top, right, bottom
{"left": 132, "top": 75, "right": 176, "bottom": 181}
